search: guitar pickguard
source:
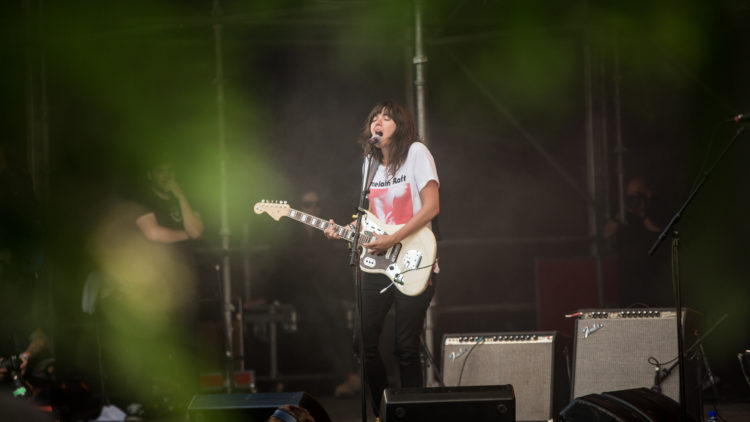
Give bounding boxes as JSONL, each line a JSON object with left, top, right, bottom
{"left": 360, "top": 249, "right": 405, "bottom": 285}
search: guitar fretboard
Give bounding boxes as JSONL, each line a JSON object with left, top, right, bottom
{"left": 288, "top": 208, "right": 374, "bottom": 244}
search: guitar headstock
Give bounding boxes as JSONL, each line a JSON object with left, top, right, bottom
{"left": 253, "top": 200, "right": 292, "bottom": 221}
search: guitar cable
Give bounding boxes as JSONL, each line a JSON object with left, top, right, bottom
{"left": 457, "top": 337, "right": 485, "bottom": 386}
{"left": 398, "top": 261, "right": 437, "bottom": 275}
{"left": 378, "top": 261, "right": 438, "bottom": 294}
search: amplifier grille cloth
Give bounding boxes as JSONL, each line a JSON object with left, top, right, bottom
{"left": 443, "top": 339, "right": 554, "bottom": 421}
{"left": 574, "top": 317, "right": 679, "bottom": 400}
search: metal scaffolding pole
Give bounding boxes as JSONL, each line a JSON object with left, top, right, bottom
{"left": 25, "top": 0, "right": 49, "bottom": 200}
{"left": 583, "top": 11, "right": 606, "bottom": 307}
{"left": 212, "top": 0, "right": 236, "bottom": 392}
{"left": 413, "top": 0, "right": 428, "bottom": 144}
{"left": 613, "top": 36, "right": 626, "bottom": 224}
{"left": 23, "top": 0, "right": 54, "bottom": 359}
{"left": 583, "top": 44, "right": 599, "bottom": 258}
{"left": 412, "top": 0, "right": 439, "bottom": 388}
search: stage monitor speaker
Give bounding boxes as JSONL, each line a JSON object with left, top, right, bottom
{"left": 442, "top": 331, "right": 570, "bottom": 422}
{"left": 572, "top": 308, "right": 701, "bottom": 419}
{"left": 187, "top": 391, "right": 331, "bottom": 422}
{"left": 559, "top": 387, "right": 698, "bottom": 422}
{"left": 380, "top": 385, "right": 515, "bottom": 422}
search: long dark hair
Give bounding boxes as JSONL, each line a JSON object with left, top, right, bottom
{"left": 357, "top": 100, "right": 419, "bottom": 177}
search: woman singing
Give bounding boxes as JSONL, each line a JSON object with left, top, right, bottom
{"left": 324, "top": 99, "right": 439, "bottom": 416}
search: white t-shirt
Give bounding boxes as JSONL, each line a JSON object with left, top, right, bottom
{"left": 365, "top": 142, "right": 439, "bottom": 225}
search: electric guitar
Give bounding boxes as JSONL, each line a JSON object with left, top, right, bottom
{"left": 253, "top": 200, "right": 436, "bottom": 296}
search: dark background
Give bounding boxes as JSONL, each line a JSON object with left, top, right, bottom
{"left": 2, "top": 0, "right": 750, "bottom": 401}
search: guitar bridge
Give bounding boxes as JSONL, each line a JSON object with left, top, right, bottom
{"left": 403, "top": 250, "right": 423, "bottom": 270}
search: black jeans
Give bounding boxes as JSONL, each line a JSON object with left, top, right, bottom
{"left": 360, "top": 272, "right": 434, "bottom": 415}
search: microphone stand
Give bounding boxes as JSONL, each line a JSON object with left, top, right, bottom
{"left": 648, "top": 126, "right": 745, "bottom": 421}
{"left": 350, "top": 150, "right": 377, "bottom": 422}
{"left": 420, "top": 332, "right": 445, "bottom": 387}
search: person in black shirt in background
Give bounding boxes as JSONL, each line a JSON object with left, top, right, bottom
{"left": 604, "top": 176, "right": 670, "bottom": 307}
{"left": 135, "top": 160, "right": 204, "bottom": 245}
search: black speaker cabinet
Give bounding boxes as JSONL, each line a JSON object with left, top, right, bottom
{"left": 380, "top": 385, "right": 515, "bottom": 422}
{"left": 572, "top": 308, "right": 701, "bottom": 419}
{"left": 187, "top": 392, "right": 331, "bottom": 422}
{"left": 442, "top": 331, "right": 569, "bottom": 422}
{"left": 560, "top": 387, "right": 699, "bottom": 422}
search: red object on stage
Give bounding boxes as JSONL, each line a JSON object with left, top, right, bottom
{"left": 535, "top": 257, "right": 619, "bottom": 339}
{"left": 199, "top": 371, "right": 255, "bottom": 391}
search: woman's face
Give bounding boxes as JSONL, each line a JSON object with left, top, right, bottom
{"left": 370, "top": 108, "right": 397, "bottom": 148}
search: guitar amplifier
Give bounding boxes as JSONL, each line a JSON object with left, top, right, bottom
{"left": 442, "top": 331, "right": 570, "bottom": 422}
{"left": 572, "top": 308, "right": 701, "bottom": 419}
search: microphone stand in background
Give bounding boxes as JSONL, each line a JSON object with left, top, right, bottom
{"left": 652, "top": 313, "right": 727, "bottom": 397}
{"left": 648, "top": 125, "right": 745, "bottom": 421}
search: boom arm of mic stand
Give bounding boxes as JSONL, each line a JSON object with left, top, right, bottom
{"left": 649, "top": 126, "right": 746, "bottom": 256}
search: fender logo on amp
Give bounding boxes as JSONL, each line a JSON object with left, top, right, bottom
{"left": 582, "top": 323, "right": 603, "bottom": 339}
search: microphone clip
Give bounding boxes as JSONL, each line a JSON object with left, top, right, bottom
{"left": 651, "top": 363, "right": 664, "bottom": 393}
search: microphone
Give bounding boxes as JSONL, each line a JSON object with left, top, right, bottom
{"left": 728, "top": 113, "right": 750, "bottom": 123}
{"left": 368, "top": 134, "right": 382, "bottom": 145}
{"left": 368, "top": 131, "right": 383, "bottom": 145}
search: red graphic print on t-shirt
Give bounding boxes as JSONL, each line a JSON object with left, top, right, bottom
{"left": 369, "top": 182, "right": 413, "bottom": 225}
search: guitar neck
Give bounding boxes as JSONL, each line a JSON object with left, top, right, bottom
{"left": 286, "top": 208, "right": 373, "bottom": 243}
